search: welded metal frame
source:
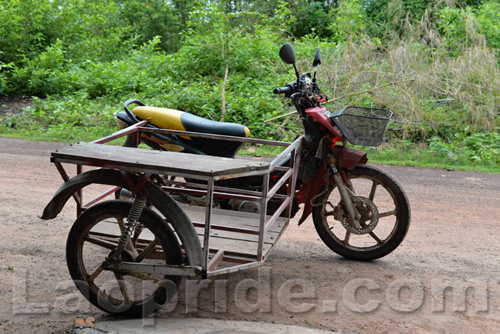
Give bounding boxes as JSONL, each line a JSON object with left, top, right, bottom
{"left": 52, "top": 123, "right": 303, "bottom": 278}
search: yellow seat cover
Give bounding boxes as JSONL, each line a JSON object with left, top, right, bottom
{"left": 132, "top": 106, "right": 190, "bottom": 139}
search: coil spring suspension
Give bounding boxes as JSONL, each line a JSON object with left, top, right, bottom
{"left": 111, "top": 194, "right": 146, "bottom": 261}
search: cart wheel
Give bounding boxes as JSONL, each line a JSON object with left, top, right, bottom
{"left": 312, "top": 165, "right": 410, "bottom": 261}
{"left": 66, "top": 200, "right": 183, "bottom": 317}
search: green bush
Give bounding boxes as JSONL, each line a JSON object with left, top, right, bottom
{"left": 1, "top": 0, "right": 500, "bottom": 172}
{"left": 428, "top": 129, "right": 500, "bottom": 166}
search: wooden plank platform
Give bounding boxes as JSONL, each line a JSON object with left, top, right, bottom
{"left": 51, "top": 142, "right": 270, "bottom": 179}
{"left": 92, "top": 205, "right": 288, "bottom": 261}
{"left": 180, "top": 204, "right": 288, "bottom": 259}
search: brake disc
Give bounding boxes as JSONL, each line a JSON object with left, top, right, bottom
{"left": 340, "top": 196, "right": 379, "bottom": 235}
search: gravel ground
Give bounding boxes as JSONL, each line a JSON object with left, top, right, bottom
{"left": 1, "top": 137, "right": 500, "bottom": 333}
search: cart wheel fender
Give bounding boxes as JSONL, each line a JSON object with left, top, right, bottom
{"left": 40, "top": 168, "right": 203, "bottom": 267}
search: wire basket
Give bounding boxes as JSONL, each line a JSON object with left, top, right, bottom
{"left": 329, "top": 106, "right": 393, "bottom": 146}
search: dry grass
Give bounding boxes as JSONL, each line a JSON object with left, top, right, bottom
{"left": 316, "top": 11, "right": 500, "bottom": 142}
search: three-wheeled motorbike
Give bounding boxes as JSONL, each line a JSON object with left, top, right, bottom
{"left": 42, "top": 43, "right": 410, "bottom": 317}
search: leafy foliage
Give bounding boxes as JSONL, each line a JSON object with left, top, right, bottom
{"left": 329, "top": 0, "right": 366, "bottom": 42}
{"left": 428, "top": 130, "right": 500, "bottom": 166}
{"left": 0, "top": 0, "right": 499, "bottom": 169}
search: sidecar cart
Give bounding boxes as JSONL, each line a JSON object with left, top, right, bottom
{"left": 41, "top": 122, "right": 302, "bottom": 316}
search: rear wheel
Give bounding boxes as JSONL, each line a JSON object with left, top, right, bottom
{"left": 66, "top": 200, "right": 183, "bottom": 317}
{"left": 312, "top": 165, "right": 410, "bottom": 261}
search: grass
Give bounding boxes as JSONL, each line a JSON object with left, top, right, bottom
{"left": 240, "top": 142, "right": 500, "bottom": 174}
{"left": 0, "top": 124, "right": 117, "bottom": 143}
{"left": 2, "top": 106, "right": 498, "bottom": 174}
{"left": 366, "top": 145, "right": 500, "bottom": 174}
{"left": 1, "top": 126, "right": 498, "bottom": 173}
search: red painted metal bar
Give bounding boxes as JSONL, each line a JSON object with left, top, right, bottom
{"left": 219, "top": 255, "right": 255, "bottom": 265}
{"left": 83, "top": 186, "right": 121, "bottom": 209}
{"left": 267, "top": 168, "right": 293, "bottom": 200}
{"left": 76, "top": 164, "right": 83, "bottom": 216}
{"left": 53, "top": 161, "right": 70, "bottom": 182}
{"left": 270, "top": 136, "right": 302, "bottom": 170}
{"left": 163, "top": 186, "right": 261, "bottom": 202}
{"left": 163, "top": 179, "right": 265, "bottom": 198}
{"left": 207, "top": 260, "right": 264, "bottom": 277}
{"left": 91, "top": 120, "right": 148, "bottom": 144}
{"left": 265, "top": 196, "right": 291, "bottom": 231}
{"left": 208, "top": 250, "right": 225, "bottom": 272}
{"left": 286, "top": 141, "right": 303, "bottom": 217}
{"left": 53, "top": 161, "right": 81, "bottom": 204}
{"left": 206, "top": 248, "right": 258, "bottom": 262}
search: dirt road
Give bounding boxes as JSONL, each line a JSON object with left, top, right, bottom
{"left": 1, "top": 137, "right": 500, "bottom": 333}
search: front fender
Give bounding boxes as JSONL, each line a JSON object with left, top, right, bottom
{"left": 337, "top": 146, "right": 368, "bottom": 170}
{"left": 41, "top": 169, "right": 203, "bottom": 267}
{"left": 297, "top": 146, "right": 367, "bottom": 225}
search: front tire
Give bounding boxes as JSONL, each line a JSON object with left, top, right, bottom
{"left": 66, "top": 200, "right": 183, "bottom": 317}
{"left": 312, "top": 165, "right": 410, "bottom": 261}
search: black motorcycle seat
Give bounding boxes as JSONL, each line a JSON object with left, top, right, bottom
{"left": 181, "top": 112, "right": 250, "bottom": 138}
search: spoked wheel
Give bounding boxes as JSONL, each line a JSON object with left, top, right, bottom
{"left": 66, "top": 200, "right": 183, "bottom": 317}
{"left": 312, "top": 165, "right": 410, "bottom": 261}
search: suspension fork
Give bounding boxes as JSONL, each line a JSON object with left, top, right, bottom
{"left": 328, "top": 156, "right": 362, "bottom": 230}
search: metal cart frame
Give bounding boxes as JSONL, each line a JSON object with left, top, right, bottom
{"left": 46, "top": 121, "right": 303, "bottom": 278}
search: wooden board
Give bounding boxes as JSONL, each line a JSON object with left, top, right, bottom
{"left": 180, "top": 204, "right": 288, "bottom": 258}
{"left": 52, "top": 142, "right": 269, "bottom": 179}
{"left": 87, "top": 205, "right": 289, "bottom": 265}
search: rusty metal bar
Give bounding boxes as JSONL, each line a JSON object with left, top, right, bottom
{"left": 256, "top": 173, "right": 269, "bottom": 261}
{"left": 206, "top": 260, "right": 264, "bottom": 277}
{"left": 202, "top": 179, "right": 215, "bottom": 272}
{"left": 91, "top": 120, "right": 148, "bottom": 144}
{"left": 218, "top": 254, "right": 255, "bottom": 264}
{"left": 105, "top": 262, "right": 201, "bottom": 277}
{"left": 192, "top": 221, "right": 260, "bottom": 235}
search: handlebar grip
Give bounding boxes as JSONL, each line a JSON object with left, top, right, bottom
{"left": 273, "top": 86, "right": 293, "bottom": 95}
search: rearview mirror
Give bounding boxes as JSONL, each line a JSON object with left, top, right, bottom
{"left": 279, "top": 43, "right": 296, "bottom": 65}
{"left": 313, "top": 47, "right": 321, "bottom": 67}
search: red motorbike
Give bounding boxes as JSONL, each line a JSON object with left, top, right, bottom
{"left": 114, "top": 43, "right": 411, "bottom": 261}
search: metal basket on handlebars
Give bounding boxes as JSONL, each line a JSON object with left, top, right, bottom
{"left": 329, "top": 106, "right": 393, "bottom": 146}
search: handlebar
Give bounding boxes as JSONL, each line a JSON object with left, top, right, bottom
{"left": 273, "top": 86, "right": 293, "bottom": 95}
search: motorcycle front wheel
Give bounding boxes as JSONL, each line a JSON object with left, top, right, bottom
{"left": 66, "top": 200, "right": 183, "bottom": 317}
{"left": 312, "top": 165, "right": 410, "bottom": 261}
